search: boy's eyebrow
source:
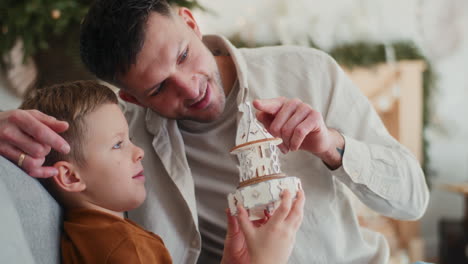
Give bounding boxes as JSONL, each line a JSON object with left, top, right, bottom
{"left": 112, "top": 131, "right": 126, "bottom": 139}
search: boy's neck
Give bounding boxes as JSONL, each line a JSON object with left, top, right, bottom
{"left": 65, "top": 201, "right": 124, "bottom": 219}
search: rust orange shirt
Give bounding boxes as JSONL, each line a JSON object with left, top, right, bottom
{"left": 61, "top": 209, "right": 172, "bottom": 264}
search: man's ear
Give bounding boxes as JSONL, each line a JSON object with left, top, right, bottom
{"left": 177, "top": 7, "right": 202, "bottom": 39}
{"left": 52, "top": 161, "right": 86, "bottom": 193}
{"left": 118, "top": 90, "right": 144, "bottom": 107}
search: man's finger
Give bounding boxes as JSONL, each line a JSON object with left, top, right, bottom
{"left": 255, "top": 112, "right": 274, "bottom": 131}
{"left": 29, "top": 166, "right": 59, "bottom": 178}
{"left": 0, "top": 144, "right": 57, "bottom": 178}
{"left": 29, "top": 110, "right": 69, "bottom": 133}
{"left": 282, "top": 104, "right": 311, "bottom": 150}
{"left": 1, "top": 124, "right": 52, "bottom": 158}
{"left": 268, "top": 100, "right": 298, "bottom": 141}
{"left": 253, "top": 97, "right": 286, "bottom": 115}
{"left": 22, "top": 155, "right": 47, "bottom": 175}
{"left": 290, "top": 114, "right": 322, "bottom": 152}
{"left": 10, "top": 111, "right": 70, "bottom": 154}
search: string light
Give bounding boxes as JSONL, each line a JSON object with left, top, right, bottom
{"left": 51, "top": 9, "right": 61, "bottom": 20}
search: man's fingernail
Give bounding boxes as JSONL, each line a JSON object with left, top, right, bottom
{"left": 61, "top": 144, "right": 70, "bottom": 153}
{"left": 50, "top": 170, "right": 58, "bottom": 177}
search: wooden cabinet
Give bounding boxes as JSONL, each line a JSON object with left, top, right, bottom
{"left": 343, "top": 60, "right": 426, "bottom": 263}
{"left": 344, "top": 60, "right": 425, "bottom": 163}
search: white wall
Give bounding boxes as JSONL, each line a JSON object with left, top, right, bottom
{"left": 194, "top": 0, "right": 468, "bottom": 259}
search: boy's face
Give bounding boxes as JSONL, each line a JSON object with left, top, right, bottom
{"left": 78, "top": 103, "right": 146, "bottom": 212}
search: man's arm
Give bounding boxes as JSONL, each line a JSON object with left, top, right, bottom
{"left": 0, "top": 109, "right": 70, "bottom": 178}
{"left": 253, "top": 53, "right": 429, "bottom": 221}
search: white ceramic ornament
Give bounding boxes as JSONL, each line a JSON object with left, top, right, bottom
{"left": 228, "top": 102, "right": 302, "bottom": 220}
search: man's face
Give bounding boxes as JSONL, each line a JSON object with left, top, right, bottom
{"left": 119, "top": 10, "right": 226, "bottom": 122}
{"left": 78, "top": 103, "right": 146, "bottom": 212}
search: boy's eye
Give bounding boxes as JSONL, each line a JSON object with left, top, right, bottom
{"left": 112, "top": 141, "right": 123, "bottom": 149}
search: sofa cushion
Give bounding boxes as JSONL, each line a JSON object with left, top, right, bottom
{"left": 0, "top": 156, "right": 62, "bottom": 264}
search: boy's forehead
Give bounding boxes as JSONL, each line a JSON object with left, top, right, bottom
{"left": 83, "top": 104, "right": 128, "bottom": 137}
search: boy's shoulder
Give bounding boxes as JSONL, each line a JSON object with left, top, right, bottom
{"left": 61, "top": 209, "right": 171, "bottom": 263}
{"left": 107, "top": 221, "right": 172, "bottom": 263}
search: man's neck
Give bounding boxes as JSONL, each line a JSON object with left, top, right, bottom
{"left": 215, "top": 55, "right": 237, "bottom": 96}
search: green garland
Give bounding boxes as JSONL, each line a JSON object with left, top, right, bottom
{"left": 0, "top": 0, "right": 92, "bottom": 64}
{"left": 0, "top": 0, "right": 204, "bottom": 66}
{"left": 231, "top": 38, "right": 435, "bottom": 179}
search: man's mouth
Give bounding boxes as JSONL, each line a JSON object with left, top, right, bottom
{"left": 189, "top": 83, "right": 211, "bottom": 110}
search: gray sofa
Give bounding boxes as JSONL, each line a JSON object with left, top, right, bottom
{"left": 0, "top": 155, "right": 62, "bottom": 264}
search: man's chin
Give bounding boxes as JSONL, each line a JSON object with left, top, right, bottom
{"left": 182, "top": 113, "right": 221, "bottom": 123}
{"left": 184, "top": 107, "right": 225, "bottom": 123}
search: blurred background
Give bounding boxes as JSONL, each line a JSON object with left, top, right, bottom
{"left": 2, "top": 0, "right": 468, "bottom": 263}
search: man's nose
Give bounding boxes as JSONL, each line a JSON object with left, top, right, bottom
{"left": 170, "top": 73, "right": 199, "bottom": 99}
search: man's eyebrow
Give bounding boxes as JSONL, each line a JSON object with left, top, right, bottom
{"left": 143, "top": 40, "right": 185, "bottom": 95}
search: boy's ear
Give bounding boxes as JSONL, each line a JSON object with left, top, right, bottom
{"left": 177, "top": 7, "right": 202, "bottom": 39}
{"left": 52, "top": 161, "right": 86, "bottom": 193}
{"left": 118, "top": 90, "right": 144, "bottom": 107}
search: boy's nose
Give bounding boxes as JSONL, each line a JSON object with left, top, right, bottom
{"left": 134, "top": 146, "right": 144, "bottom": 162}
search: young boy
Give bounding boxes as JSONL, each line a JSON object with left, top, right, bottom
{"left": 19, "top": 80, "right": 304, "bottom": 264}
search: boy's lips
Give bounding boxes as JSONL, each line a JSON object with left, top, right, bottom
{"left": 189, "top": 83, "right": 210, "bottom": 110}
{"left": 132, "top": 170, "right": 144, "bottom": 180}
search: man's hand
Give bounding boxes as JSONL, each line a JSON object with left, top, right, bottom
{"left": 0, "top": 109, "right": 70, "bottom": 177}
{"left": 253, "top": 97, "right": 344, "bottom": 169}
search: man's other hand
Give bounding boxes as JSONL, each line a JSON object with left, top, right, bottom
{"left": 0, "top": 109, "right": 70, "bottom": 177}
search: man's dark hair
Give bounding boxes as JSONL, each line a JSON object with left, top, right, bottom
{"left": 80, "top": 0, "right": 172, "bottom": 84}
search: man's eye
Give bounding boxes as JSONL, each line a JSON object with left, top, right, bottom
{"left": 112, "top": 141, "right": 123, "bottom": 149}
{"left": 179, "top": 47, "right": 189, "bottom": 64}
{"left": 150, "top": 81, "right": 165, "bottom": 96}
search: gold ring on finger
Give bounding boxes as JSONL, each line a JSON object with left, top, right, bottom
{"left": 17, "top": 153, "right": 26, "bottom": 167}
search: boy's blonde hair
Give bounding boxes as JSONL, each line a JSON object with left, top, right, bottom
{"left": 20, "top": 80, "right": 118, "bottom": 167}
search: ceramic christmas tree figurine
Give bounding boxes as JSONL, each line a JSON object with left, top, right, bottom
{"left": 228, "top": 102, "right": 302, "bottom": 220}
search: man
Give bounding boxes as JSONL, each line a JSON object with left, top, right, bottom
{"left": 0, "top": 0, "right": 429, "bottom": 263}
